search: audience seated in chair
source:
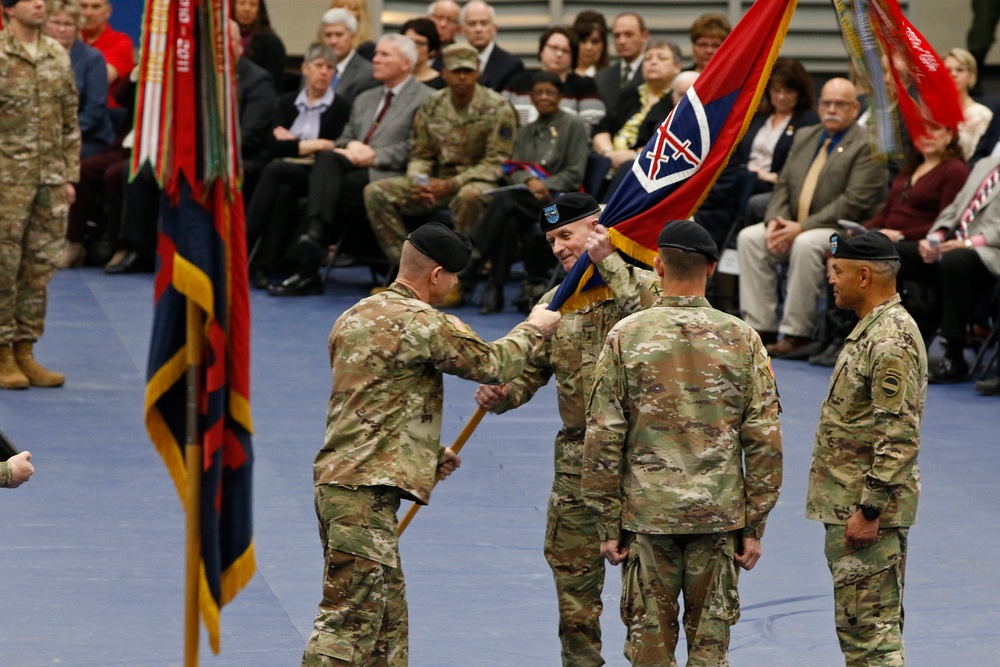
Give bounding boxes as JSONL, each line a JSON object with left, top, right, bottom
{"left": 736, "top": 78, "right": 887, "bottom": 358}
{"left": 232, "top": 0, "right": 287, "bottom": 88}
{"left": 318, "top": 8, "right": 378, "bottom": 104}
{"left": 269, "top": 34, "right": 433, "bottom": 296}
{"left": 594, "top": 12, "right": 647, "bottom": 111}
{"left": 460, "top": 0, "right": 523, "bottom": 92}
{"left": 461, "top": 71, "right": 590, "bottom": 313}
{"left": 572, "top": 10, "right": 609, "bottom": 79}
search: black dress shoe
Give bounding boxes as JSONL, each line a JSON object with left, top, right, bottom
{"left": 104, "top": 250, "right": 154, "bottom": 274}
{"left": 479, "top": 284, "right": 504, "bottom": 314}
{"left": 928, "top": 356, "right": 970, "bottom": 384}
{"left": 975, "top": 375, "right": 1000, "bottom": 396}
{"left": 267, "top": 272, "right": 323, "bottom": 296}
{"left": 288, "top": 232, "right": 326, "bottom": 269}
{"left": 782, "top": 338, "right": 826, "bottom": 361}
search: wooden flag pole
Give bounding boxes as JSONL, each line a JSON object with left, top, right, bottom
{"left": 397, "top": 406, "right": 487, "bottom": 536}
{"left": 184, "top": 299, "right": 204, "bottom": 667}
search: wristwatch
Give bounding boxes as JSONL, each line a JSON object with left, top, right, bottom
{"left": 965, "top": 238, "right": 974, "bottom": 248}
{"left": 860, "top": 505, "right": 881, "bottom": 521}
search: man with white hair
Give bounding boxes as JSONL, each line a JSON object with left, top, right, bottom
{"left": 460, "top": 0, "right": 523, "bottom": 91}
{"left": 319, "top": 7, "right": 378, "bottom": 104}
{"left": 274, "top": 34, "right": 435, "bottom": 296}
{"left": 428, "top": 0, "right": 461, "bottom": 49}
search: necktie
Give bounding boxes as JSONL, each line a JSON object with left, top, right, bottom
{"left": 362, "top": 90, "right": 394, "bottom": 145}
{"left": 620, "top": 63, "right": 630, "bottom": 88}
{"left": 330, "top": 69, "right": 340, "bottom": 90}
{"left": 956, "top": 163, "right": 1000, "bottom": 238}
{"left": 796, "top": 137, "right": 832, "bottom": 223}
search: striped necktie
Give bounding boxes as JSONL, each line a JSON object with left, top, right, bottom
{"left": 957, "top": 163, "right": 1000, "bottom": 239}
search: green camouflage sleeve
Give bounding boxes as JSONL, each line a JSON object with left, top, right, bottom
{"left": 859, "top": 340, "right": 922, "bottom": 511}
{"left": 406, "top": 103, "right": 436, "bottom": 178}
{"left": 446, "top": 100, "right": 517, "bottom": 190}
{"left": 0, "top": 461, "right": 11, "bottom": 488}
{"left": 596, "top": 253, "right": 661, "bottom": 314}
{"left": 490, "top": 338, "right": 554, "bottom": 415}
{"left": 399, "top": 309, "right": 545, "bottom": 385}
{"left": 60, "top": 56, "right": 81, "bottom": 182}
{"left": 740, "top": 335, "right": 783, "bottom": 538}
{"left": 581, "top": 333, "right": 628, "bottom": 541}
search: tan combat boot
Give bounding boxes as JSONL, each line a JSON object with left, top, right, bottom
{"left": 13, "top": 341, "right": 65, "bottom": 388}
{"left": 0, "top": 344, "right": 30, "bottom": 390}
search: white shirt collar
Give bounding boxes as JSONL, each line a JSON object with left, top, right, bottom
{"left": 336, "top": 49, "right": 356, "bottom": 75}
{"left": 476, "top": 40, "right": 496, "bottom": 69}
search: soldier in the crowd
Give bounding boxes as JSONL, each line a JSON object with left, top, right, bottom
{"left": 0, "top": 0, "right": 81, "bottom": 390}
{"left": 301, "top": 222, "right": 561, "bottom": 667}
{"left": 806, "top": 231, "right": 926, "bottom": 667}
{"left": 363, "top": 43, "right": 517, "bottom": 298}
{"left": 1, "top": 451, "right": 34, "bottom": 488}
{"left": 582, "top": 220, "right": 782, "bottom": 667}
{"left": 474, "top": 193, "right": 660, "bottom": 667}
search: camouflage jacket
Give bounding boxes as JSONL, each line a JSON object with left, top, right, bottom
{"left": 314, "top": 282, "right": 546, "bottom": 504}
{"left": 492, "top": 253, "right": 660, "bottom": 474}
{"left": 0, "top": 460, "right": 10, "bottom": 488}
{"left": 406, "top": 84, "right": 517, "bottom": 189}
{"left": 583, "top": 295, "right": 783, "bottom": 539}
{"left": 0, "top": 31, "right": 80, "bottom": 186}
{"left": 806, "top": 295, "right": 926, "bottom": 526}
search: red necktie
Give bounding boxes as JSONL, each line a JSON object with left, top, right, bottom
{"left": 362, "top": 90, "right": 394, "bottom": 145}
{"left": 957, "top": 163, "right": 1000, "bottom": 238}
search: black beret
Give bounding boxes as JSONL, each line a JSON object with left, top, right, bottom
{"left": 407, "top": 222, "right": 473, "bottom": 273}
{"left": 656, "top": 220, "right": 719, "bottom": 261}
{"left": 1, "top": 0, "right": 20, "bottom": 7}
{"left": 829, "top": 231, "right": 899, "bottom": 261}
{"left": 539, "top": 192, "right": 601, "bottom": 233}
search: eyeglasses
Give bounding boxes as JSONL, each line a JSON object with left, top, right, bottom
{"left": 543, "top": 43, "right": 572, "bottom": 56}
{"left": 818, "top": 99, "right": 852, "bottom": 110}
{"left": 431, "top": 14, "right": 458, "bottom": 24}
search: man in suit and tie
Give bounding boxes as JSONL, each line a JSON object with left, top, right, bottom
{"left": 737, "top": 78, "right": 888, "bottom": 357}
{"left": 272, "top": 34, "right": 434, "bottom": 296}
{"left": 461, "top": 0, "right": 523, "bottom": 92}
{"left": 595, "top": 12, "right": 648, "bottom": 111}
{"left": 319, "top": 8, "right": 379, "bottom": 105}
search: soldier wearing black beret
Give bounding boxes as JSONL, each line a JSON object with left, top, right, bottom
{"left": 806, "top": 229, "right": 926, "bottom": 667}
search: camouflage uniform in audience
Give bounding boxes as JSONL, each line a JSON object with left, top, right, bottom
{"left": 807, "top": 294, "right": 926, "bottom": 667}
{"left": 490, "top": 253, "right": 659, "bottom": 667}
{"left": 0, "top": 29, "right": 80, "bottom": 349}
{"left": 302, "top": 282, "right": 546, "bottom": 667}
{"left": 583, "top": 295, "right": 782, "bottom": 667}
{"left": 363, "top": 84, "right": 517, "bottom": 263}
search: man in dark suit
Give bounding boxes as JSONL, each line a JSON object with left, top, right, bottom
{"left": 461, "top": 0, "right": 523, "bottom": 92}
{"left": 737, "top": 78, "right": 888, "bottom": 356}
{"left": 595, "top": 12, "right": 648, "bottom": 111}
{"left": 272, "top": 34, "right": 434, "bottom": 296}
{"left": 319, "top": 8, "right": 378, "bottom": 105}
{"left": 246, "top": 42, "right": 351, "bottom": 287}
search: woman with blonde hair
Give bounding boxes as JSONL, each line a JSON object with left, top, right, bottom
{"left": 945, "top": 47, "right": 993, "bottom": 160}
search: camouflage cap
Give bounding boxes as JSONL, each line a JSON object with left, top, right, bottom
{"left": 829, "top": 231, "right": 899, "bottom": 261}
{"left": 657, "top": 220, "right": 718, "bottom": 261}
{"left": 442, "top": 43, "right": 479, "bottom": 71}
{"left": 539, "top": 192, "right": 601, "bottom": 233}
{"left": 407, "top": 222, "right": 473, "bottom": 272}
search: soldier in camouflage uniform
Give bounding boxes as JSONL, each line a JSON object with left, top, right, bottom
{"left": 806, "top": 231, "right": 926, "bottom": 667}
{"left": 302, "top": 222, "right": 561, "bottom": 667}
{"left": 363, "top": 43, "right": 517, "bottom": 266}
{"left": 1, "top": 450, "right": 34, "bottom": 488}
{"left": 0, "top": 0, "right": 81, "bottom": 390}
{"left": 582, "top": 220, "right": 783, "bottom": 667}
{"left": 475, "top": 193, "right": 660, "bottom": 667}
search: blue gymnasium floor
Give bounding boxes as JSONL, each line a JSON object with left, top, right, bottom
{"left": 1, "top": 266, "right": 998, "bottom": 667}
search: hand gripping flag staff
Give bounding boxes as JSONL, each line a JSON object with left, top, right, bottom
{"left": 399, "top": 0, "right": 800, "bottom": 536}
{"left": 134, "top": 0, "right": 254, "bottom": 663}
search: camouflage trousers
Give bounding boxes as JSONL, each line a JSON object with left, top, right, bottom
{"left": 302, "top": 485, "right": 408, "bottom": 667}
{"left": 620, "top": 531, "right": 741, "bottom": 667}
{"left": 0, "top": 184, "right": 68, "bottom": 345}
{"left": 544, "top": 471, "right": 606, "bottom": 667}
{"left": 363, "top": 176, "right": 492, "bottom": 264}
{"left": 824, "top": 524, "right": 908, "bottom": 667}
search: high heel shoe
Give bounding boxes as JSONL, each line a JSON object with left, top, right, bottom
{"left": 55, "top": 242, "right": 86, "bottom": 269}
